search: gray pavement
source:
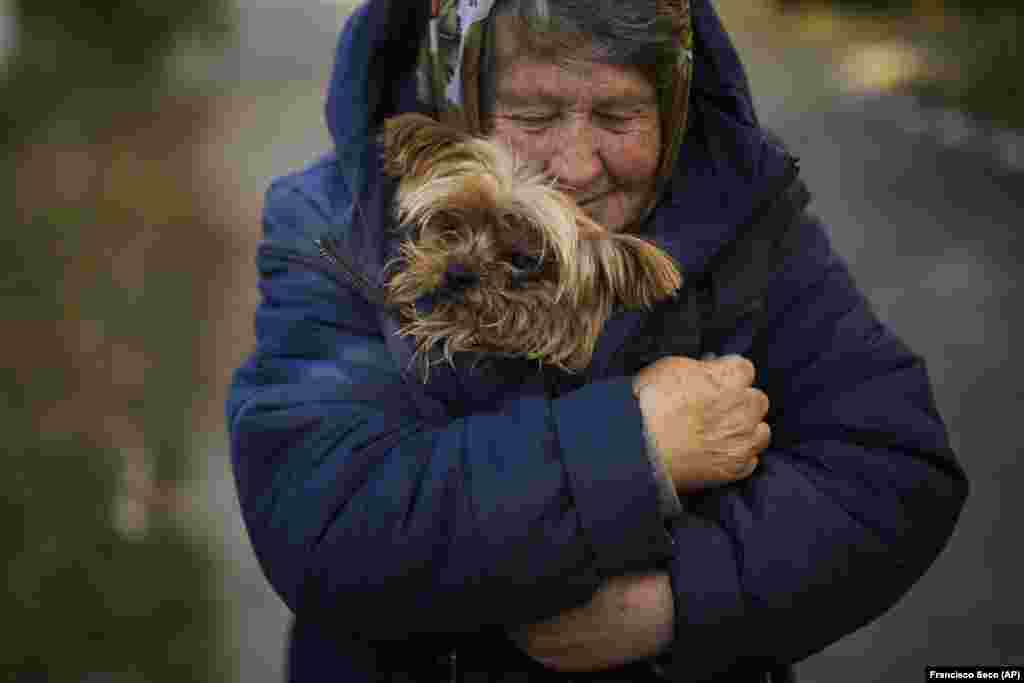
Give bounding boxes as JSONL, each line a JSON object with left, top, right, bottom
{"left": 773, "top": 100, "right": 1023, "bottom": 682}
{"left": 212, "top": 0, "right": 345, "bottom": 84}
{"left": 196, "top": 79, "right": 330, "bottom": 683}
{"left": 735, "top": 11, "right": 1024, "bottom": 680}
{"left": 197, "top": 2, "right": 1023, "bottom": 681}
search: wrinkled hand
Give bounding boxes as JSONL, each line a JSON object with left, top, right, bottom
{"left": 633, "top": 355, "right": 770, "bottom": 493}
{"left": 508, "top": 572, "right": 674, "bottom": 672}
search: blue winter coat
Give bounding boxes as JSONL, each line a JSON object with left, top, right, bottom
{"left": 226, "top": 1, "right": 968, "bottom": 680}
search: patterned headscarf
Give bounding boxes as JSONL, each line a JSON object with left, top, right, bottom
{"left": 414, "top": 0, "right": 693, "bottom": 223}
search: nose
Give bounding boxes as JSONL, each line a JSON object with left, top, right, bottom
{"left": 546, "top": 120, "right": 604, "bottom": 196}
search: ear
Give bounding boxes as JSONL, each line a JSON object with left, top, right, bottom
{"left": 379, "top": 113, "right": 470, "bottom": 178}
{"left": 604, "top": 234, "right": 683, "bottom": 309}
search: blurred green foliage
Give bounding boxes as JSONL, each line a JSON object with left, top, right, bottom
{"left": 913, "top": 10, "right": 1023, "bottom": 131}
{"left": 2, "top": 0, "right": 233, "bottom": 147}
{"left": 774, "top": 0, "right": 1020, "bottom": 16}
{"left": 13, "top": 0, "right": 231, "bottom": 69}
{"left": 3, "top": 1, "right": 235, "bottom": 680}
{"left": 773, "top": 0, "right": 1023, "bottom": 129}
{"left": 1, "top": 423, "right": 221, "bottom": 682}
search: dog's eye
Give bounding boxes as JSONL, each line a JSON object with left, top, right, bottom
{"left": 442, "top": 263, "right": 480, "bottom": 292}
{"left": 507, "top": 252, "right": 540, "bottom": 272}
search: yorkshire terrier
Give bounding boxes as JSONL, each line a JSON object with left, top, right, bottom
{"left": 356, "top": 113, "right": 683, "bottom": 380}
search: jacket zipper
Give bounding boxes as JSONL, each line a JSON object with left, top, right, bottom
{"left": 257, "top": 242, "right": 400, "bottom": 314}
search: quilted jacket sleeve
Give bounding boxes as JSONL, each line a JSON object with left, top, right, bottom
{"left": 225, "top": 172, "right": 673, "bottom": 642}
{"left": 657, "top": 213, "right": 969, "bottom": 681}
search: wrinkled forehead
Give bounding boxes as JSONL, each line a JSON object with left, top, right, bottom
{"left": 491, "top": 13, "right": 604, "bottom": 73}
{"left": 489, "top": 15, "right": 664, "bottom": 106}
{"left": 494, "top": 60, "right": 658, "bottom": 110}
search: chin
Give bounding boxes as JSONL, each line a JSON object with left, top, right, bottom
{"left": 589, "top": 194, "right": 642, "bottom": 232}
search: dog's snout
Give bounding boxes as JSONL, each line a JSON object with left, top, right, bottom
{"left": 442, "top": 263, "right": 480, "bottom": 293}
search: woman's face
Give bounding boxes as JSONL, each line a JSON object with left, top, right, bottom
{"left": 487, "top": 22, "right": 662, "bottom": 232}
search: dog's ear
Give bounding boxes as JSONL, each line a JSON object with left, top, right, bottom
{"left": 379, "top": 113, "right": 470, "bottom": 178}
{"left": 598, "top": 234, "right": 683, "bottom": 309}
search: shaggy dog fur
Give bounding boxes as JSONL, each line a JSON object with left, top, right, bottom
{"left": 376, "top": 113, "right": 683, "bottom": 380}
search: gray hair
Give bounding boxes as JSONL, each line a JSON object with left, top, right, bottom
{"left": 480, "top": 0, "right": 681, "bottom": 118}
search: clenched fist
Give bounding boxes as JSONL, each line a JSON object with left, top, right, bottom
{"left": 633, "top": 355, "right": 771, "bottom": 493}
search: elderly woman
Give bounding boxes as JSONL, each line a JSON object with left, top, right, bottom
{"left": 226, "top": 0, "right": 968, "bottom": 681}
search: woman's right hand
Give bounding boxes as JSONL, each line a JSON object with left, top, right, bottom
{"left": 633, "top": 355, "right": 771, "bottom": 493}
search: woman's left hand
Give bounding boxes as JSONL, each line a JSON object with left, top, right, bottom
{"left": 508, "top": 571, "right": 675, "bottom": 672}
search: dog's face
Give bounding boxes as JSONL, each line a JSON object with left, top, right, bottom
{"left": 378, "top": 113, "right": 682, "bottom": 379}
{"left": 386, "top": 198, "right": 563, "bottom": 314}
{"left": 381, "top": 113, "right": 578, "bottom": 299}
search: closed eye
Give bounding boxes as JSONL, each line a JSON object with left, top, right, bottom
{"left": 596, "top": 112, "right": 635, "bottom": 129}
{"left": 511, "top": 115, "right": 556, "bottom": 126}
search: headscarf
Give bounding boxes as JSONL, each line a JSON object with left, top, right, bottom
{"left": 413, "top": 0, "right": 694, "bottom": 227}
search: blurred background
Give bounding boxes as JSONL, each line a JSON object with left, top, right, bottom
{"left": 2, "top": 0, "right": 1019, "bottom": 681}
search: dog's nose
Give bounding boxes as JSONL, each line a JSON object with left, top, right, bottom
{"left": 442, "top": 263, "right": 480, "bottom": 293}
{"left": 507, "top": 252, "right": 540, "bottom": 272}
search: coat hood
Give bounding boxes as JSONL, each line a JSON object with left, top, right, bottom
{"left": 324, "top": 0, "right": 794, "bottom": 274}
{"left": 321, "top": 0, "right": 799, "bottom": 395}
{"left": 407, "top": 0, "right": 693, "bottom": 221}
{"left": 325, "top": 0, "right": 758, "bottom": 157}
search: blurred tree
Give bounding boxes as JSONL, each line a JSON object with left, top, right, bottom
{"left": 2, "top": 0, "right": 231, "bottom": 147}
{"left": 770, "top": 0, "right": 1022, "bottom": 130}
{"left": 2, "top": 1, "right": 237, "bottom": 681}
{"left": 773, "top": 0, "right": 1019, "bottom": 14}
{"left": 917, "top": 5, "right": 1022, "bottom": 131}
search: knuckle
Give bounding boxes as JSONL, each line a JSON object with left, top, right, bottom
{"left": 727, "top": 354, "right": 755, "bottom": 377}
{"left": 664, "top": 355, "right": 697, "bottom": 368}
{"left": 752, "top": 388, "right": 770, "bottom": 415}
{"left": 712, "top": 354, "right": 755, "bottom": 387}
{"left": 651, "top": 356, "right": 698, "bottom": 381}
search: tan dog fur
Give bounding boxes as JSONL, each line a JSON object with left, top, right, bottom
{"left": 379, "top": 113, "right": 683, "bottom": 380}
